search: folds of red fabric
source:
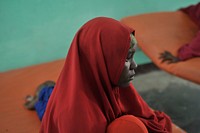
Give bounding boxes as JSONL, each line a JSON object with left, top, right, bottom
{"left": 40, "top": 17, "right": 172, "bottom": 133}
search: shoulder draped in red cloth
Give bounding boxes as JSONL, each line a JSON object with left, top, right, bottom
{"left": 40, "top": 17, "right": 172, "bottom": 133}
{"left": 178, "top": 2, "right": 200, "bottom": 60}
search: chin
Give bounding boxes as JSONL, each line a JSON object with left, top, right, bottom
{"left": 119, "top": 82, "right": 131, "bottom": 88}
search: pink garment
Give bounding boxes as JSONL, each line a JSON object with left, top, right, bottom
{"left": 180, "top": 2, "right": 200, "bottom": 27}
{"left": 178, "top": 3, "right": 200, "bottom": 61}
{"left": 178, "top": 31, "right": 200, "bottom": 60}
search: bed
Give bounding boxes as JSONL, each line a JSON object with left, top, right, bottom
{"left": 0, "top": 59, "right": 64, "bottom": 132}
{"left": 121, "top": 11, "right": 200, "bottom": 84}
{"left": 0, "top": 59, "right": 186, "bottom": 132}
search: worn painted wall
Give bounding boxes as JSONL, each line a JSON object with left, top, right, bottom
{"left": 0, "top": 0, "right": 199, "bottom": 71}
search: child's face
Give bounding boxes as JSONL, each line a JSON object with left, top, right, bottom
{"left": 117, "top": 34, "right": 137, "bottom": 87}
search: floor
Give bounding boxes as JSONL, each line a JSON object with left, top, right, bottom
{"left": 133, "top": 63, "right": 200, "bottom": 133}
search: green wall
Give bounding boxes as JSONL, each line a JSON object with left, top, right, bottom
{"left": 0, "top": 0, "right": 199, "bottom": 72}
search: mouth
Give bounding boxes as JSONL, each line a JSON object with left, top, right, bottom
{"left": 129, "top": 71, "right": 135, "bottom": 79}
{"left": 124, "top": 71, "right": 136, "bottom": 83}
{"left": 128, "top": 74, "right": 135, "bottom": 81}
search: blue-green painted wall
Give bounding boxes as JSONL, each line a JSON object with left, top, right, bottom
{"left": 0, "top": 0, "right": 199, "bottom": 72}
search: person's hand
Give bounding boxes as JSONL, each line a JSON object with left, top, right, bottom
{"left": 159, "top": 51, "right": 180, "bottom": 64}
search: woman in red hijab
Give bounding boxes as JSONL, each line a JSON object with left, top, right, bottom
{"left": 40, "top": 17, "right": 172, "bottom": 133}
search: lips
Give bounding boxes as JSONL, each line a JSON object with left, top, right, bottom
{"left": 129, "top": 75, "right": 134, "bottom": 79}
{"left": 129, "top": 70, "right": 135, "bottom": 78}
{"left": 128, "top": 70, "right": 135, "bottom": 81}
{"left": 129, "top": 75, "right": 134, "bottom": 81}
{"left": 128, "top": 75, "right": 134, "bottom": 82}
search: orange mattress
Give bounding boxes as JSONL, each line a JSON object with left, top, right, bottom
{"left": 0, "top": 59, "right": 186, "bottom": 132}
{"left": 0, "top": 59, "right": 65, "bottom": 133}
{"left": 121, "top": 11, "right": 200, "bottom": 84}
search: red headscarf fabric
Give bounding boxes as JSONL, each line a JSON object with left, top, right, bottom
{"left": 40, "top": 17, "right": 172, "bottom": 133}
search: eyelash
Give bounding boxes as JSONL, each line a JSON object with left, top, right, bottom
{"left": 127, "top": 53, "right": 134, "bottom": 59}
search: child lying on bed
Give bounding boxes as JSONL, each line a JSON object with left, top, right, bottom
{"left": 160, "top": 2, "right": 200, "bottom": 63}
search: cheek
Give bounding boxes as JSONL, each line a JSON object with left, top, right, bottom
{"left": 121, "top": 65, "right": 129, "bottom": 75}
{"left": 125, "top": 61, "right": 130, "bottom": 68}
{"left": 123, "top": 63, "right": 130, "bottom": 77}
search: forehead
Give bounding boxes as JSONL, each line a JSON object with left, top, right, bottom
{"left": 130, "top": 34, "right": 137, "bottom": 49}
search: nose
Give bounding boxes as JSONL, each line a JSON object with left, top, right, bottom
{"left": 130, "top": 59, "right": 137, "bottom": 70}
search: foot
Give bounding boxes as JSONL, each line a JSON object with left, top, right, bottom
{"left": 24, "top": 80, "right": 55, "bottom": 110}
{"left": 24, "top": 95, "right": 38, "bottom": 110}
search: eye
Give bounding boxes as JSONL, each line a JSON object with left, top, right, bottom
{"left": 127, "top": 51, "right": 135, "bottom": 59}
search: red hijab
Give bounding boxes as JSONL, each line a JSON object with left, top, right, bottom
{"left": 40, "top": 17, "right": 172, "bottom": 133}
